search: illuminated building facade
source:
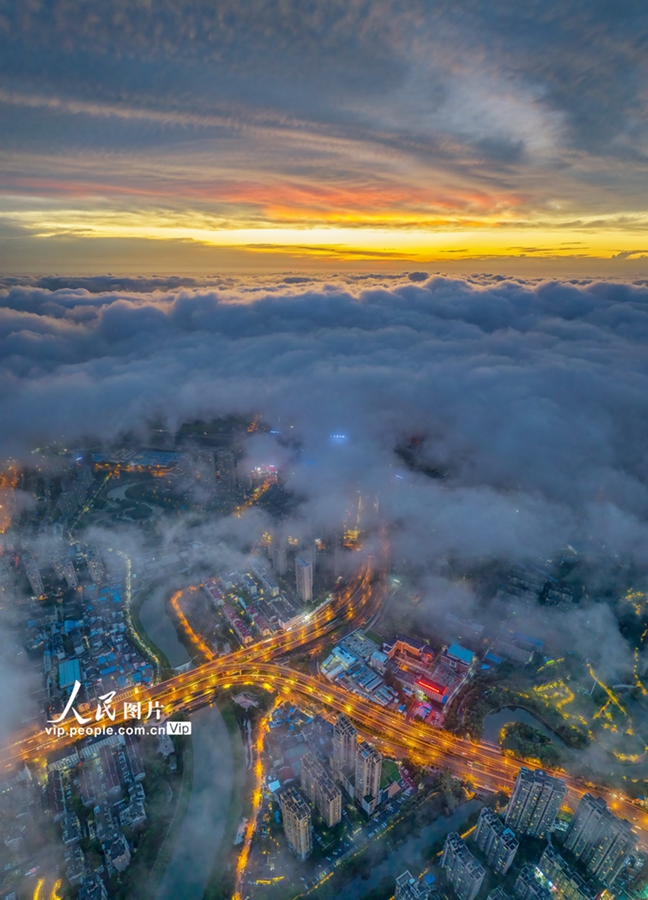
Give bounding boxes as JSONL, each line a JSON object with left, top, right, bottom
{"left": 514, "top": 867, "right": 553, "bottom": 900}
{"left": 505, "top": 768, "right": 565, "bottom": 837}
{"left": 332, "top": 714, "right": 357, "bottom": 777}
{"left": 538, "top": 845, "right": 599, "bottom": 900}
{"left": 355, "top": 741, "right": 382, "bottom": 814}
{"left": 474, "top": 807, "right": 519, "bottom": 875}
{"left": 295, "top": 556, "right": 313, "bottom": 602}
{"left": 300, "top": 752, "right": 342, "bottom": 827}
{"left": 278, "top": 785, "right": 312, "bottom": 860}
{"left": 564, "top": 793, "right": 635, "bottom": 887}
{"left": 442, "top": 833, "right": 486, "bottom": 900}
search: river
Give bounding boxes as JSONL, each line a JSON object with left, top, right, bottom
{"left": 138, "top": 584, "right": 191, "bottom": 669}
{"left": 482, "top": 707, "right": 567, "bottom": 747}
{"left": 137, "top": 583, "right": 236, "bottom": 900}
{"left": 157, "top": 705, "right": 235, "bottom": 900}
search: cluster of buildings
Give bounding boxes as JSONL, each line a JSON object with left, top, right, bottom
{"left": 263, "top": 708, "right": 402, "bottom": 863}
{"left": 396, "top": 766, "right": 638, "bottom": 900}
{"left": 41, "top": 581, "right": 152, "bottom": 722}
{"left": 399, "top": 640, "right": 475, "bottom": 718}
{"left": 153, "top": 531, "right": 318, "bottom": 663}
{"left": 330, "top": 713, "right": 402, "bottom": 816}
{"left": 512, "top": 785, "right": 638, "bottom": 900}
{"left": 265, "top": 530, "right": 316, "bottom": 601}
{"left": 495, "top": 565, "right": 576, "bottom": 610}
{"left": 321, "top": 628, "right": 397, "bottom": 707}
{"left": 20, "top": 541, "right": 105, "bottom": 600}
{"left": 438, "top": 608, "right": 549, "bottom": 673}
{"left": 0, "top": 536, "right": 166, "bottom": 896}
{"left": 0, "top": 726, "right": 153, "bottom": 900}
{"left": 91, "top": 445, "right": 242, "bottom": 509}
{"left": 44, "top": 731, "right": 148, "bottom": 896}
{"left": 321, "top": 628, "right": 477, "bottom": 724}
{"left": 17, "top": 543, "right": 152, "bottom": 726}
{"left": 199, "top": 556, "right": 313, "bottom": 652}
{"left": 56, "top": 463, "right": 95, "bottom": 520}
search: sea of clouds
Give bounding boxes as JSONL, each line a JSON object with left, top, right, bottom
{"left": 2, "top": 272, "right": 648, "bottom": 681}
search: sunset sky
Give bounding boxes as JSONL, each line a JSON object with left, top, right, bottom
{"left": 1, "top": 0, "right": 648, "bottom": 274}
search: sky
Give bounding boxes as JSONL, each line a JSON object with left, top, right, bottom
{"left": 1, "top": 0, "right": 648, "bottom": 275}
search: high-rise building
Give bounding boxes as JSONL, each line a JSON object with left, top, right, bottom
{"left": 78, "top": 872, "right": 109, "bottom": 900}
{"left": 505, "top": 768, "right": 566, "bottom": 837}
{"left": 564, "top": 793, "right": 635, "bottom": 887}
{"left": 332, "top": 714, "right": 357, "bottom": 778}
{"left": 474, "top": 807, "right": 519, "bottom": 875}
{"left": 53, "top": 556, "right": 78, "bottom": 589}
{"left": 395, "top": 870, "right": 431, "bottom": 900}
{"left": 86, "top": 548, "right": 105, "bottom": 584}
{"left": 23, "top": 551, "right": 44, "bottom": 596}
{"left": 317, "top": 774, "right": 343, "bottom": 828}
{"left": 278, "top": 785, "right": 312, "bottom": 860}
{"left": 295, "top": 556, "right": 313, "bottom": 602}
{"left": 300, "top": 752, "right": 342, "bottom": 827}
{"left": 514, "top": 867, "right": 553, "bottom": 900}
{"left": 538, "top": 845, "right": 599, "bottom": 900}
{"left": 442, "top": 833, "right": 486, "bottom": 900}
{"left": 179, "top": 450, "right": 217, "bottom": 499}
{"left": 271, "top": 532, "right": 288, "bottom": 575}
{"left": 488, "top": 888, "right": 512, "bottom": 900}
{"left": 215, "top": 449, "right": 237, "bottom": 488}
{"left": 57, "top": 464, "right": 94, "bottom": 520}
{"left": 355, "top": 741, "right": 382, "bottom": 812}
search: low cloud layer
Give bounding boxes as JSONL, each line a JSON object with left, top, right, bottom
{"left": 1, "top": 273, "right": 647, "bottom": 570}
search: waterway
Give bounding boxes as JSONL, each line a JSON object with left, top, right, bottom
{"left": 136, "top": 583, "right": 236, "bottom": 900}
{"left": 157, "top": 705, "right": 235, "bottom": 900}
{"left": 138, "top": 584, "right": 191, "bottom": 669}
{"left": 341, "top": 799, "right": 482, "bottom": 900}
{"left": 482, "top": 706, "right": 566, "bottom": 747}
{"left": 106, "top": 482, "right": 135, "bottom": 501}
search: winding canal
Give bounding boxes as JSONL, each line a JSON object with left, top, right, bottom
{"left": 138, "top": 585, "right": 237, "bottom": 900}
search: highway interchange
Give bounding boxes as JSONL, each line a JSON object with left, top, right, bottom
{"left": 3, "top": 552, "right": 648, "bottom": 844}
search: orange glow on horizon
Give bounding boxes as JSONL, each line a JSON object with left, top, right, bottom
{"left": 0, "top": 464, "right": 18, "bottom": 534}
{"left": 5, "top": 194, "right": 648, "bottom": 269}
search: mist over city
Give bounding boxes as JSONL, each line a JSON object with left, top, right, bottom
{"left": 0, "top": 272, "right": 647, "bottom": 899}
{"left": 3, "top": 2, "right": 648, "bottom": 900}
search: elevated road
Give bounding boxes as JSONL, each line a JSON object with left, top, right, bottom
{"left": 0, "top": 555, "right": 385, "bottom": 770}
{"left": 166, "top": 663, "right": 648, "bottom": 836}
{"left": 2, "top": 552, "right": 647, "bottom": 844}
